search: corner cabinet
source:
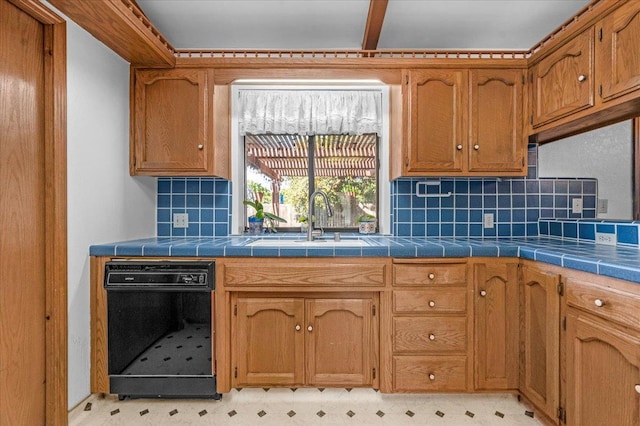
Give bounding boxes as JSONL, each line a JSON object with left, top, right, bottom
{"left": 473, "top": 259, "right": 519, "bottom": 390}
{"left": 520, "top": 264, "right": 561, "bottom": 424}
{"left": 130, "top": 68, "right": 230, "bottom": 177}
{"left": 403, "top": 68, "right": 526, "bottom": 176}
{"left": 234, "top": 296, "right": 375, "bottom": 388}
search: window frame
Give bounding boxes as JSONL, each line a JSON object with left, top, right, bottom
{"left": 231, "top": 83, "right": 390, "bottom": 235}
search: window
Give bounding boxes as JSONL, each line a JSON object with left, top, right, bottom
{"left": 244, "top": 134, "right": 378, "bottom": 232}
{"left": 231, "top": 84, "right": 390, "bottom": 235}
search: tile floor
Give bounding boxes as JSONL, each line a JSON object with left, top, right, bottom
{"left": 69, "top": 388, "right": 544, "bottom": 425}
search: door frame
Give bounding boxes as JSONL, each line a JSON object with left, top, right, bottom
{"left": 8, "top": 1, "right": 68, "bottom": 424}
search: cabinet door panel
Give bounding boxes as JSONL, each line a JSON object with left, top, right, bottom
{"left": 306, "top": 298, "right": 373, "bottom": 387}
{"left": 235, "top": 298, "right": 304, "bottom": 386}
{"left": 532, "top": 29, "right": 594, "bottom": 126}
{"left": 520, "top": 266, "right": 560, "bottom": 422}
{"left": 474, "top": 261, "right": 519, "bottom": 390}
{"left": 598, "top": 1, "right": 640, "bottom": 101}
{"left": 566, "top": 310, "right": 640, "bottom": 426}
{"left": 469, "top": 69, "right": 525, "bottom": 173}
{"left": 406, "top": 69, "right": 465, "bottom": 172}
{"left": 132, "top": 69, "right": 211, "bottom": 175}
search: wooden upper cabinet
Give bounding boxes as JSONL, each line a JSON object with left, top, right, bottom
{"left": 405, "top": 69, "right": 466, "bottom": 173}
{"left": 531, "top": 28, "right": 595, "bottom": 127}
{"left": 597, "top": 1, "right": 640, "bottom": 102}
{"left": 469, "top": 69, "right": 525, "bottom": 173}
{"left": 131, "top": 68, "right": 229, "bottom": 177}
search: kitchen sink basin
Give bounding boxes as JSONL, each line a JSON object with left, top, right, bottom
{"left": 247, "top": 238, "right": 370, "bottom": 247}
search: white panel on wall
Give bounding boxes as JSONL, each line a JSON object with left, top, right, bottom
{"left": 61, "top": 13, "right": 157, "bottom": 409}
{"left": 538, "top": 120, "right": 633, "bottom": 220}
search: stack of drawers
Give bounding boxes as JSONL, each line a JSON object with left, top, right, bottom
{"left": 392, "top": 260, "right": 470, "bottom": 392}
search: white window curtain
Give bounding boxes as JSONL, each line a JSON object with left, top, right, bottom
{"left": 238, "top": 90, "right": 382, "bottom": 136}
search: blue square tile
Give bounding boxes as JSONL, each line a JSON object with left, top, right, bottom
{"left": 441, "top": 195, "right": 454, "bottom": 208}
{"left": 427, "top": 209, "right": 439, "bottom": 222}
{"left": 541, "top": 208, "right": 554, "bottom": 218}
{"left": 526, "top": 209, "right": 539, "bottom": 221}
{"left": 441, "top": 209, "right": 454, "bottom": 222}
{"left": 187, "top": 179, "right": 200, "bottom": 193}
{"left": 555, "top": 209, "right": 568, "bottom": 218}
{"left": 498, "top": 180, "right": 511, "bottom": 194}
{"left": 440, "top": 223, "right": 454, "bottom": 236}
{"left": 157, "top": 208, "right": 171, "bottom": 223}
{"left": 397, "top": 195, "right": 411, "bottom": 209}
{"left": 569, "top": 181, "right": 582, "bottom": 194}
{"left": 483, "top": 181, "right": 497, "bottom": 194}
{"left": 563, "top": 222, "right": 578, "bottom": 239}
{"left": 554, "top": 180, "right": 568, "bottom": 193}
{"left": 441, "top": 180, "right": 454, "bottom": 193}
{"left": 215, "top": 208, "right": 228, "bottom": 223}
{"left": 201, "top": 179, "right": 214, "bottom": 194}
{"left": 469, "top": 224, "right": 483, "bottom": 236}
{"left": 579, "top": 223, "right": 595, "bottom": 240}
{"left": 187, "top": 195, "right": 200, "bottom": 208}
{"left": 158, "top": 194, "right": 171, "bottom": 208}
{"left": 214, "top": 224, "right": 228, "bottom": 236}
{"left": 526, "top": 181, "right": 539, "bottom": 194}
{"left": 397, "top": 209, "right": 411, "bottom": 222}
{"left": 214, "top": 179, "right": 229, "bottom": 194}
{"left": 455, "top": 194, "right": 469, "bottom": 208}
{"left": 539, "top": 221, "right": 549, "bottom": 234}
{"left": 214, "top": 194, "right": 229, "bottom": 208}
{"left": 583, "top": 180, "right": 596, "bottom": 194}
{"left": 582, "top": 209, "right": 597, "bottom": 219}
{"left": 187, "top": 209, "right": 199, "bottom": 222}
{"left": 201, "top": 195, "right": 214, "bottom": 207}
{"left": 512, "top": 224, "right": 526, "bottom": 236}
{"left": 469, "top": 180, "right": 483, "bottom": 194}
{"left": 527, "top": 166, "right": 537, "bottom": 180}
{"left": 200, "top": 223, "right": 214, "bottom": 236}
{"left": 527, "top": 223, "right": 539, "bottom": 236}
{"left": 455, "top": 180, "right": 469, "bottom": 193}
{"left": 426, "top": 197, "right": 440, "bottom": 208}
{"left": 497, "top": 224, "right": 511, "bottom": 236}
{"left": 172, "top": 228, "right": 186, "bottom": 237}
{"left": 555, "top": 195, "right": 568, "bottom": 208}
{"left": 584, "top": 196, "right": 596, "bottom": 209}
{"left": 397, "top": 224, "right": 411, "bottom": 236}
{"left": 596, "top": 224, "right": 615, "bottom": 234}
{"left": 483, "top": 227, "right": 496, "bottom": 237}
{"left": 397, "top": 180, "right": 412, "bottom": 194}
{"left": 617, "top": 224, "right": 638, "bottom": 245}
{"left": 484, "top": 195, "right": 497, "bottom": 208}
{"left": 550, "top": 221, "right": 562, "bottom": 236}
{"left": 426, "top": 224, "right": 439, "bottom": 236}
{"left": 157, "top": 223, "right": 171, "bottom": 236}
{"left": 563, "top": 257, "right": 598, "bottom": 274}
{"left": 512, "top": 209, "right": 526, "bottom": 222}
{"left": 470, "top": 209, "right": 483, "bottom": 222}
{"left": 455, "top": 223, "right": 468, "bottom": 236}
{"left": 513, "top": 195, "right": 526, "bottom": 208}
{"left": 172, "top": 179, "right": 186, "bottom": 193}
{"left": 511, "top": 181, "right": 525, "bottom": 193}
{"left": 186, "top": 223, "right": 200, "bottom": 236}
{"left": 201, "top": 209, "right": 214, "bottom": 223}
{"left": 540, "top": 180, "right": 554, "bottom": 193}
{"left": 455, "top": 210, "right": 468, "bottom": 222}
{"left": 498, "top": 195, "right": 511, "bottom": 208}
{"left": 498, "top": 210, "right": 511, "bottom": 222}
{"left": 158, "top": 179, "right": 171, "bottom": 194}
{"left": 470, "top": 195, "right": 483, "bottom": 208}
{"left": 412, "top": 209, "right": 426, "bottom": 222}
{"left": 541, "top": 195, "right": 554, "bottom": 208}
{"left": 172, "top": 195, "right": 186, "bottom": 208}
{"left": 412, "top": 223, "right": 426, "bottom": 236}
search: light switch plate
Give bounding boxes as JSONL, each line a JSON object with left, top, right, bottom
{"left": 483, "top": 213, "right": 494, "bottom": 229}
{"left": 571, "top": 198, "right": 583, "bottom": 214}
{"left": 173, "top": 213, "right": 189, "bottom": 228}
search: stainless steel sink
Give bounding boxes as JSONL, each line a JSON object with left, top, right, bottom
{"left": 247, "top": 238, "right": 369, "bottom": 247}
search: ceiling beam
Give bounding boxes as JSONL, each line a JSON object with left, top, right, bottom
{"left": 362, "top": 0, "right": 389, "bottom": 51}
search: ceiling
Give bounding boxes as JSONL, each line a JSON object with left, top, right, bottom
{"left": 136, "top": 0, "right": 591, "bottom": 51}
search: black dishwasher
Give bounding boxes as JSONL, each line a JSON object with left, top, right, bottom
{"left": 104, "top": 261, "right": 220, "bottom": 399}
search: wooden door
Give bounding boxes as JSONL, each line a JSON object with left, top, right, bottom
{"left": 132, "top": 68, "right": 213, "bottom": 175}
{"left": 520, "top": 266, "right": 561, "bottom": 423}
{"left": 0, "top": 2, "right": 47, "bottom": 423}
{"left": 405, "top": 69, "right": 465, "bottom": 173}
{"left": 532, "top": 28, "right": 594, "bottom": 126}
{"left": 468, "top": 69, "right": 525, "bottom": 173}
{"left": 474, "top": 261, "right": 519, "bottom": 390}
{"left": 566, "top": 310, "right": 640, "bottom": 426}
{"left": 306, "top": 298, "right": 374, "bottom": 387}
{"left": 235, "top": 297, "right": 304, "bottom": 386}
{"left": 597, "top": 1, "right": 640, "bottom": 102}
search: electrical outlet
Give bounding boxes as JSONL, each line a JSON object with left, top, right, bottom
{"left": 483, "top": 213, "right": 494, "bottom": 229}
{"left": 571, "top": 198, "right": 583, "bottom": 214}
{"left": 595, "top": 232, "right": 616, "bottom": 246}
{"left": 597, "top": 199, "right": 608, "bottom": 214}
{"left": 173, "top": 213, "right": 189, "bottom": 228}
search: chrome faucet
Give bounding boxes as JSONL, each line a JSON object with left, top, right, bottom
{"left": 307, "top": 190, "right": 333, "bottom": 241}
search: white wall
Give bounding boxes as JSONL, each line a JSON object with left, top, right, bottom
{"left": 538, "top": 120, "right": 633, "bottom": 220}
{"left": 63, "top": 18, "right": 156, "bottom": 408}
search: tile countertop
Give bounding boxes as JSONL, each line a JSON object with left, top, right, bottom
{"left": 89, "top": 235, "right": 640, "bottom": 284}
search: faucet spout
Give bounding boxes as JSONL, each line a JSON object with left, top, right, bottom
{"left": 307, "top": 190, "right": 333, "bottom": 241}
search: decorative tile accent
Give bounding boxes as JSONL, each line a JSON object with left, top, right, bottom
{"left": 406, "top": 410, "right": 415, "bottom": 417}
{"left": 376, "top": 410, "right": 385, "bottom": 417}
{"left": 110, "top": 409, "right": 119, "bottom": 416}
{"left": 83, "top": 403, "right": 92, "bottom": 411}
{"left": 436, "top": 410, "right": 445, "bottom": 417}
{"left": 346, "top": 410, "right": 355, "bottom": 417}
{"left": 257, "top": 410, "right": 267, "bottom": 417}
{"left": 198, "top": 410, "right": 207, "bottom": 417}
{"left": 228, "top": 410, "right": 237, "bottom": 417}
{"left": 140, "top": 409, "right": 149, "bottom": 416}
{"left": 495, "top": 411, "right": 505, "bottom": 418}
{"left": 316, "top": 410, "right": 326, "bottom": 417}
{"left": 287, "top": 410, "right": 296, "bottom": 417}
{"left": 466, "top": 410, "right": 475, "bottom": 418}
{"left": 525, "top": 410, "right": 535, "bottom": 418}
{"left": 169, "top": 409, "right": 178, "bottom": 416}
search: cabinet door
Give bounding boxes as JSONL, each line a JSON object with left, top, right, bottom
{"left": 305, "top": 298, "right": 374, "bottom": 387}
{"left": 566, "top": 310, "right": 640, "bottom": 426}
{"left": 132, "top": 69, "right": 212, "bottom": 175}
{"left": 474, "top": 261, "right": 519, "bottom": 390}
{"left": 469, "top": 69, "right": 525, "bottom": 173}
{"left": 235, "top": 298, "right": 304, "bottom": 386}
{"left": 597, "top": 1, "right": 640, "bottom": 102}
{"left": 405, "top": 69, "right": 466, "bottom": 173}
{"left": 532, "top": 28, "right": 594, "bottom": 127}
{"left": 520, "top": 265, "right": 561, "bottom": 423}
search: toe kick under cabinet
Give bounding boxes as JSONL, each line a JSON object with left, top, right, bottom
{"left": 391, "top": 259, "right": 473, "bottom": 392}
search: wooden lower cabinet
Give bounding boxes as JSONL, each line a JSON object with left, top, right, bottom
{"left": 565, "top": 309, "right": 640, "bottom": 426}
{"left": 233, "top": 295, "right": 377, "bottom": 388}
{"left": 473, "top": 260, "right": 519, "bottom": 390}
{"left": 520, "top": 264, "right": 561, "bottom": 424}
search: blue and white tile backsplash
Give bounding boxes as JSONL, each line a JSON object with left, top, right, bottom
{"left": 156, "top": 144, "right": 605, "bottom": 241}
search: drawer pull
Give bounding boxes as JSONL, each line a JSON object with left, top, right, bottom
{"left": 428, "top": 273, "right": 435, "bottom": 280}
{"left": 456, "top": 144, "right": 463, "bottom": 150}
{"left": 307, "top": 325, "right": 313, "bottom": 332}
{"left": 578, "top": 74, "right": 587, "bottom": 82}
{"left": 428, "top": 300, "right": 436, "bottom": 308}
{"left": 479, "top": 290, "right": 487, "bottom": 297}
{"left": 295, "top": 324, "right": 301, "bottom": 331}
{"left": 473, "top": 144, "right": 480, "bottom": 150}
{"left": 197, "top": 144, "right": 204, "bottom": 150}
{"left": 635, "top": 384, "right": 640, "bottom": 394}
{"left": 428, "top": 333, "right": 436, "bottom": 341}
{"left": 594, "top": 298, "right": 605, "bottom": 307}
{"left": 428, "top": 373, "right": 436, "bottom": 381}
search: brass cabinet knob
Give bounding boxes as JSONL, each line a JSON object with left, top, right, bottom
{"left": 480, "top": 290, "right": 487, "bottom": 297}
{"left": 428, "top": 373, "right": 436, "bottom": 381}
{"left": 295, "top": 324, "right": 301, "bottom": 331}
{"left": 197, "top": 144, "right": 204, "bottom": 150}
{"left": 635, "top": 384, "right": 640, "bottom": 394}
{"left": 456, "top": 144, "right": 463, "bottom": 150}
{"left": 429, "top": 333, "right": 436, "bottom": 341}
{"left": 594, "top": 298, "right": 605, "bottom": 307}
{"left": 578, "top": 74, "right": 587, "bottom": 82}
{"left": 428, "top": 300, "right": 436, "bottom": 308}
{"left": 428, "top": 273, "right": 435, "bottom": 280}
{"left": 307, "top": 325, "right": 313, "bottom": 332}
{"left": 474, "top": 144, "right": 480, "bottom": 150}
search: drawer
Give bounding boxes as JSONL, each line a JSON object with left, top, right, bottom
{"left": 393, "top": 317, "right": 467, "bottom": 353}
{"left": 393, "top": 355, "right": 467, "bottom": 392}
{"left": 393, "top": 263, "right": 467, "bottom": 286}
{"left": 393, "top": 288, "right": 466, "bottom": 313}
{"left": 566, "top": 278, "right": 640, "bottom": 331}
